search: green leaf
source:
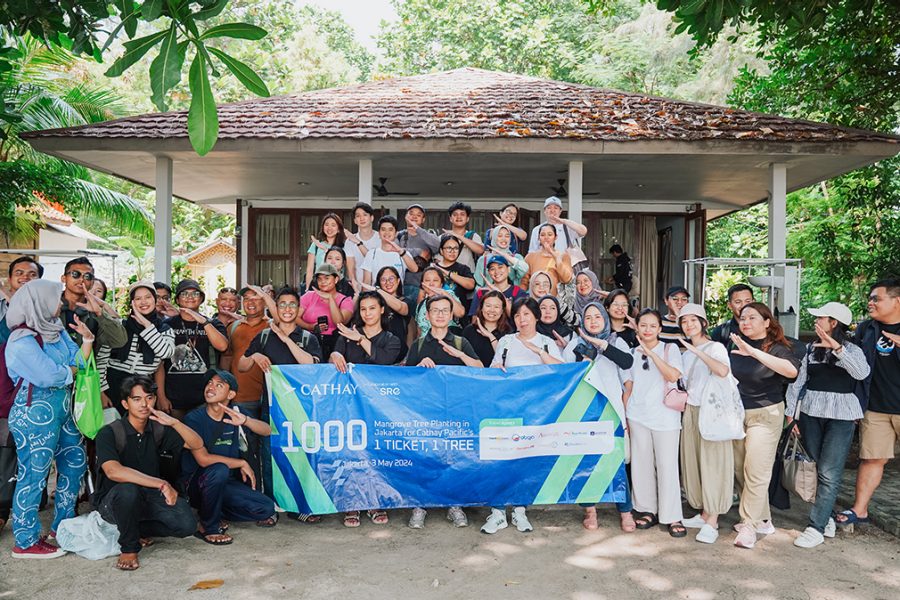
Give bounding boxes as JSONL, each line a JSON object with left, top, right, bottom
{"left": 104, "top": 30, "right": 167, "bottom": 77}
{"left": 142, "top": 0, "right": 165, "bottom": 21}
{"left": 194, "top": 0, "right": 229, "bottom": 21}
{"left": 199, "top": 23, "right": 268, "bottom": 41}
{"left": 187, "top": 53, "right": 218, "bottom": 156}
{"left": 207, "top": 47, "right": 270, "bottom": 97}
{"left": 149, "top": 23, "right": 186, "bottom": 111}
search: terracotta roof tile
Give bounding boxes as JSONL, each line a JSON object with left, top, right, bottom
{"left": 21, "top": 68, "right": 900, "bottom": 144}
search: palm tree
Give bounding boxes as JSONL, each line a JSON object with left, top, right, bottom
{"left": 0, "top": 35, "right": 153, "bottom": 243}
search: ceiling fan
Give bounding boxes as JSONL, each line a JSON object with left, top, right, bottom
{"left": 549, "top": 178, "right": 601, "bottom": 197}
{"left": 373, "top": 177, "right": 420, "bottom": 197}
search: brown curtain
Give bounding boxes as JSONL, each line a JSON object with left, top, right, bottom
{"left": 637, "top": 216, "right": 658, "bottom": 310}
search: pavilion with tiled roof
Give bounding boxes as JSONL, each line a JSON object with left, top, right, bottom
{"left": 22, "top": 68, "right": 900, "bottom": 307}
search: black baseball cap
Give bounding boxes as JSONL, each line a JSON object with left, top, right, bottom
{"left": 665, "top": 285, "right": 690, "bottom": 299}
{"left": 204, "top": 368, "right": 238, "bottom": 392}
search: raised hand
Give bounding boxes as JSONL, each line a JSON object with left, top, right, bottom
{"left": 517, "top": 335, "right": 542, "bottom": 356}
{"left": 76, "top": 292, "right": 102, "bottom": 316}
{"left": 546, "top": 214, "right": 562, "bottom": 225}
{"left": 677, "top": 336, "right": 699, "bottom": 354}
{"left": 158, "top": 299, "right": 180, "bottom": 317}
{"left": 551, "top": 330, "right": 568, "bottom": 350}
{"left": 473, "top": 316, "right": 492, "bottom": 339}
{"left": 729, "top": 333, "right": 755, "bottom": 357}
{"left": 384, "top": 239, "right": 404, "bottom": 254}
{"left": 438, "top": 339, "right": 465, "bottom": 359}
{"left": 336, "top": 323, "right": 363, "bottom": 343}
{"left": 359, "top": 282, "right": 377, "bottom": 292}
{"left": 251, "top": 352, "right": 272, "bottom": 373}
{"left": 69, "top": 314, "right": 95, "bottom": 342}
{"left": 131, "top": 309, "right": 152, "bottom": 328}
{"left": 310, "top": 236, "right": 329, "bottom": 251}
{"left": 812, "top": 323, "right": 841, "bottom": 350}
{"left": 178, "top": 306, "right": 206, "bottom": 324}
{"left": 344, "top": 230, "right": 360, "bottom": 245}
{"left": 882, "top": 331, "right": 900, "bottom": 346}
{"left": 442, "top": 229, "right": 461, "bottom": 240}
{"left": 623, "top": 315, "right": 637, "bottom": 331}
{"left": 219, "top": 309, "right": 244, "bottom": 323}
{"left": 222, "top": 405, "right": 248, "bottom": 427}
{"left": 148, "top": 407, "right": 177, "bottom": 427}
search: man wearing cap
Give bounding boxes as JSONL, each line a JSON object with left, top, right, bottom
{"left": 527, "top": 196, "right": 588, "bottom": 253}
{"left": 182, "top": 369, "right": 277, "bottom": 545}
{"left": 158, "top": 279, "right": 228, "bottom": 419}
{"left": 659, "top": 286, "right": 690, "bottom": 346}
{"left": 469, "top": 255, "right": 526, "bottom": 316}
{"left": 837, "top": 278, "right": 900, "bottom": 529}
{"left": 93, "top": 374, "right": 203, "bottom": 570}
{"left": 396, "top": 204, "right": 441, "bottom": 301}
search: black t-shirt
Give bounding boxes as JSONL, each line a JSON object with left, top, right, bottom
{"left": 710, "top": 317, "right": 739, "bottom": 347}
{"left": 333, "top": 330, "right": 402, "bottom": 365}
{"left": 439, "top": 262, "right": 474, "bottom": 302}
{"left": 163, "top": 316, "right": 227, "bottom": 410}
{"left": 94, "top": 419, "right": 185, "bottom": 503}
{"left": 245, "top": 326, "right": 323, "bottom": 365}
{"left": 461, "top": 324, "right": 501, "bottom": 367}
{"left": 612, "top": 326, "right": 638, "bottom": 349}
{"left": 730, "top": 338, "right": 801, "bottom": 410}
{"left": 614, "top": 253, "right": 633, "bottom": 292}
{"left": 404, "top": 332, "right": 478, "bottom": 366}
{"left": 181, "top": 406, "right": 240, "bottom": 480}
{"left": 384, "top": 296, "right": 415, "bottom": 358}
{"left": 869, "top": 321, "right": 900, "bottom": 414}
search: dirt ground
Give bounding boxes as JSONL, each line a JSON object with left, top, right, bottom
{"left": 1, "top": 499, "right": 898, "bottom": 600}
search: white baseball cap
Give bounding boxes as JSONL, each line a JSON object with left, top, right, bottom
{"left": 543, "top": 196, "right": 562, "bottom": 208}
{"left": 677, "top": 303, "right": 707, "bottom": 323}
{"left": 807, "top": 302, "right": 853, "bottom": 326}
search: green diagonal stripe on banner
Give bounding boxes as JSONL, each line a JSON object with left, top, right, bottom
{"left": 533, "top": 373, "right": 599, "bottom": 505}
{"left": 574, "top": 400, "right": 625, "bottom": 503}
{"left": 271, "top": 450, "right": 299, "bottom": 513}
{"left": 269, "top": 367, "right": 337, "bottom": 514}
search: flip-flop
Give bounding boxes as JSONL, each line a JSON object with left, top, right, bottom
{"left": 256, "top": 515, "right": 278, "bottom": 528}
{"left": 344, "top": 511, "right": 361, "bottom": 528}
{"left": 367, "top": 510, "right": 389, "bottom": 525}
{"left": 139, "top": 538, "right": 155, "bottom": 548}
{"left": 194, "top": 530, "right": 233, "bottom": 545}
{"left": 835, "top": 509, "right": 869, "bottom": 527}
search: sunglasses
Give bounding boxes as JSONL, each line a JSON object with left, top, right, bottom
{"left": 642, "top": 354, "right": 650, "bottom": 370}
{"left": 219, "top": 287, "right": 238, "bottom": 295}
{"left": 67, "top": 270, "right": 95, "bottom": 281}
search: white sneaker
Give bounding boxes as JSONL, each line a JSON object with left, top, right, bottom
{"left": 734, "top": 523, "right": 757, "bottom": 549}
{"left": 682, "top": 514, "right": 707, "bottom": 529}
{"left": 481, "top": 508, "right": 508, "bottom": 534}
{"left": 408, "top": 508, "right": 427, "bottom": 529}
{"left": 756, "top": 520, "right": 775, "bottom": 535}
{"left": 511, "top": 506, "right": 533, "bottom": 532}
{"left": 447, "top": 507, "right": 468, "bottom": 527}
{"left": 794, "top": 526, "right": 825, "bottom": 549}
{"left": 824, "top": 518, "right": 836, "bottom": 538}
{"left": 696, "top": 523, "right": 719, "bottom": 544}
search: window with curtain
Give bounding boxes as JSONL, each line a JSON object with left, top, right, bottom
{"left": 253, "top": 213, "right": 290, "bottom": 287}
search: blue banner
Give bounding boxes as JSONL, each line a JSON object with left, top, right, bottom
{"left": 268, "top": 363, "right": 627, "bottom": 514}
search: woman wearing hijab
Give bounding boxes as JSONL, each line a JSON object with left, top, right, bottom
{"left": 574, "top": 270, "right": 608, "bottom": 316}
{"left": 5, "top": 279, "right": 95, "bottom": 558}
{"left": 537, "top": 296, "right": 575, "bottom": 350}
{"left": 98, "top": 282, "right": 175, "bottom": 413}
{"left": 530, "top": 271, "right": 578, "bottom": 332}
{"left": 562, "top": 302, "right": 635, "bottom": 531}
{"left": 475, "top": 224, "right": 528, "bottom": 287}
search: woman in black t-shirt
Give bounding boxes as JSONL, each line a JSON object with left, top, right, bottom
{"left": 462, "top": 290, "right": 512, "bottom": 367}
{"left": 370, "top": 266, "right": 414, "bottom": 358}
{"left": 433, "top": 234, "right": 476, "bottom": 312}
{"left": 729, "top": 302, "right": 800, "bottom": 550}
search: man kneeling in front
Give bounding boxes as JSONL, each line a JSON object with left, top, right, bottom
{"left": 182, "top": 369, "right": 277, "bottom": 545}
{"left": 94, "top": 375, "right": 202, "bottom": 571}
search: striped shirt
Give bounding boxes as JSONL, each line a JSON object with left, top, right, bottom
{"left": 98, "top": 325, "right": 175, "bottom": 392}
{"left": 785, "top": 342, "right": 870, "bottom": 421}
{"left": 659, "top": 314, "right": 687, "bottom": 347}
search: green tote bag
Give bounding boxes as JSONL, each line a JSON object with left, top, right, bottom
{"left": 73, "top": 352, "right": 103, "bottom": 439}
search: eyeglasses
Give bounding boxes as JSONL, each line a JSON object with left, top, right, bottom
{"left": 67, "top": 270, "right": 94, "bottom": 281}
{"left": 442, "top": 246, "right": 460, "bottom": 252}
{"left": 379, "top": 276, "right": 397, "bottom": 284}
{"left": 641, "top": 354, "right": 649, "bottom": 370}
{"left": 157, "top": 294, "right": 170, "bottom": 301}
{"left": 429, "top": 307, "right": 452, "bottom": 316}
{"left": 610, "top": 302, "right": 629, "bottom": 309}
{"left": 179, "top": 291, "right": 202, "bottom": 298}
{"left": 277, "top": 301, "right": 299, "bottom": 309}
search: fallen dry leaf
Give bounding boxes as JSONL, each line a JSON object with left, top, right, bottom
{"left": 188, "top": 580, "right": 224, "bottom": 591}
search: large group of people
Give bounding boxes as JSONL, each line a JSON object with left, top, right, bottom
{"left": 0, "top": 197, "right": 897, "bottom": 572}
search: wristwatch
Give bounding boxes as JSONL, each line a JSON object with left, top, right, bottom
{"left": 356, "top": 241, "right": 364, "bottom": 247}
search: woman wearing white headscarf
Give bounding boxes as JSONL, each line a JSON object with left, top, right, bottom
{"left": 474, "top": 224, "right": 528, "bottom": 287}
{"left": 5, "top": 279, "right": 94, "bottom": 559}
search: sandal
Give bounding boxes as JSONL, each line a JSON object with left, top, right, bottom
{"left": 634, "top": 512, "right": 658, "bottom": 530}
{"left": 115, "top": 552, "right": 140, "bottom": 571}
{"left": 256, "top": 514, "right": 278, "bottom": 528}
{"left": 582, "top": 507, "right": 599, "bottom": 531}
{"left": 344, "top": 511, "right": 361, "bottom": 528}
{"left": 139, "top": 537, "right": 155, "bottom": 548}
{"left": 619, "top": 511, "right": 636, "bottom": 533}
{"left": 668, "top": 522, "right": 687, "bottom": 538}
{"left": 0, "top": 517, "right": 6, "bottom": 536}
{"left": 194, "top": 530, "right": 233, "bottom": 545}
{"left": 220, "top": 520, "right": 230, "bottom": 532}
{"left": 295, "top": 513, "right": 322, "bottom": 524}
{"left": 835, "top": 509, "right": 869, "bottom": 528}
{"left": 367, "top": 510, "right": 389, "bottom": 525}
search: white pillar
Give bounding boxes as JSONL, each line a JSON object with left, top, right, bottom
{"left": 567, "top": 160, "right": 583, "bottom": 240}
{"left": 154, "top": 156, "right": 173, "bottom": 284}
{"left": 768, "top": 163, "right": 787, "bottom": 261}
{"left": 358, "top": 159, "right": 373, "bottom": 205}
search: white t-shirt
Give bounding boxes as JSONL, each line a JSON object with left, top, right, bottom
{"left": 623, "top": 342, "right": 685, "bottom": 431}
{"left": 492, "top": 332, "right": 563, "bottom": 368}
{"left": 361, "top": 247, "right": 406, "bottom": 283}
{"left": 345, "top": 231, "right": 381, "bottom": 283}
{"left": 562, "top": 336, "right": 630, "bottom": 411}
{"left": 528, "top": 223, "right": 581, "bottom": 253}
{"left": 682, "top": 341, "right": 730, "bottom": 407}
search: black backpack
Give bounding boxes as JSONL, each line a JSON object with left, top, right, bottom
{"left": 103, "top": 419, "right": 182, "bottom": 491}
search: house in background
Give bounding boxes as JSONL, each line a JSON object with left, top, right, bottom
{"left": 183, "top": 238, "right": 236, "bottom": 301}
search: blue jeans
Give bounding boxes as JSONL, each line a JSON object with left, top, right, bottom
{"left": 579, "top": 485, "right": 633, "bottom": 513}
{"left": 234, "top": 400, "right": 274, "bottom": 501}
{"left": 798, "top": 413, "right": 856, "bottom": 533}
{"left": 9, "top": 385, "right": 86, "bottom": 548}
{"left": 186, "top": 463, "right": 275, "bottom": 533}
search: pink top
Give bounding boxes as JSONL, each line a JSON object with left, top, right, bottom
{"left": 300, "top": 291, "right": 352, "bottom": 335}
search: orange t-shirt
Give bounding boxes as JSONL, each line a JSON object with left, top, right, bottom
{"left": 229, "top": 317, "right": 269, "bottom": 403}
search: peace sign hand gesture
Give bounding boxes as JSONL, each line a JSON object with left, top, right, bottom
{"left": 729, "top": 333, "right": 756, "bottom": 357}
{"left": 69, "top": 314, "right": 94, "bottom": 343}
{"left": 336, "top": 323, "right": 363, "bottom": 343}
{"left": 813, "top": 323, "right": 842, "bottom": 350}
{"left": 438, "top": 339, "right": 465, "bottom": 359}
{"left": 222, "top": 404, "right": 248, "bottom": 427}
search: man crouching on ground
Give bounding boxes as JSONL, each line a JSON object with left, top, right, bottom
{"left": 182, "top": 369, "right": 277, "bottom": 545}
{"left": 94, "top": 375, "right": 202, "bottom": 571}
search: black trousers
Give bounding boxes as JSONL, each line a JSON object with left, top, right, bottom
{"left": 96, "top": 483, "right": 196, "bottom": 553}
